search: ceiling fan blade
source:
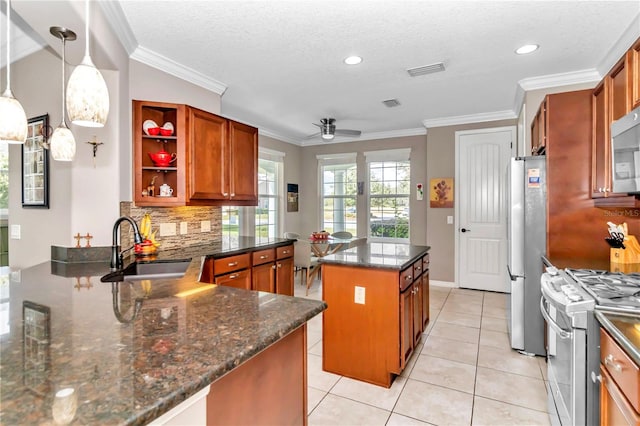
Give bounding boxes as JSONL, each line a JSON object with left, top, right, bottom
{"left": 312, "top": 122, "right": 322, "bottom": 128}
{"left": 335, "top": 129, "right": 361, "bottom": 137}
{"left": 305, "top": 132, "right": 321, "bottom": 140}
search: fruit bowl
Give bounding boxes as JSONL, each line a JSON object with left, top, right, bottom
{"left": 134, "top": 241, "right": 157, "bottom": 256}
{"left": 311, "top": 231, "right": 330, "bottom": 240}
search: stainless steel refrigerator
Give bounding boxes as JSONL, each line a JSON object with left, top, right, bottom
{"left": 506, "top": 156, "right": 546, "bottom": 356}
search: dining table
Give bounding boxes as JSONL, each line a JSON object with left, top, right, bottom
{"left": 308, "top": 236, "right": 365, "bottom": 257}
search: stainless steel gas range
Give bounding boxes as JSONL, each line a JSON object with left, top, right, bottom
{"left": 540, "top": 265, "right": 640, "bottom": 426}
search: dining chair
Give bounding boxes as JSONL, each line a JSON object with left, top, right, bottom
{"left": 293, "top": 240, "right": 321, "bottom": 295}
{"left": 331, "top": 231, "right": 353, "bottom": 239}
{"left": 283, "top": 232, "right": 300, "bottom": 239}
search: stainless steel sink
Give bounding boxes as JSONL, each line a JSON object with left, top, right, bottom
{"left": 100, "top": 259, "right": 191, "bottom": 282}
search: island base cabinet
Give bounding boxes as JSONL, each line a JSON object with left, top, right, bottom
{"left": 600, "top": 366, "right": 640, "bottom": 426}
{"left": 207, "top": 325, "right": 307, "bottom": 426}
{"left": 322, "top": 264, "right": 400, "bottom": 388}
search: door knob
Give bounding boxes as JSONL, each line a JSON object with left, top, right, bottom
{"left": 461, "top": 228, "right": 470, "bottom": 233}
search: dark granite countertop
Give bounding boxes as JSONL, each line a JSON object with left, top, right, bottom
{"left": 319, "top": 242, "right": 430, "bottom": 270}
{"left": 0, "top": 237, "right": 325, "bottom": 425}
{"left": 595, "top": 310, "right": 640, "bottom": 366}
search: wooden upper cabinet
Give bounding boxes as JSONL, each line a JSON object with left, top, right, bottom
{"left": 531, "top": 100, "right": 547, "bottom": 155}
{"left": 133, "top": 100, "right": 258, "bottom": 207}
{"left": 591, "top": 80, "right": 611, "bottom": 198}
{"left": 632, "top": 38, "right": 640, "bottom": 109}
{"left": 228, "top": 120, "right": 258, "bottom": 202}
{"left": 610, "top": 54, "right": 632, "bottom": 122}
{"left": 188, "top": 108, "right": 228, "bottom": 201}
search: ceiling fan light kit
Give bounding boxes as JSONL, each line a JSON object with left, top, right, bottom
{"left": 309, "top": 118, "right": 362, "bottom": 141}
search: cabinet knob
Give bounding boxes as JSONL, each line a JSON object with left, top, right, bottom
{"left": 223, "top": 192, "right": 229, "bottom": 196}
{"left": 260, "top": 255, "right": 268, "bottom": 259}
{"left": 229, "top": 274, "right": 238, "bottom": 280}
{"left": 405, "top": 275, "right": 412, "bottom": 281}
{"left": 604, "top": 354, "right": 622, "bottom": 372}
{"left": 230, "top": 193, "right": 235, "bottom": 197}
{"left": 282, "top": 250, "right": 289, "bottom": 254}
{"left": 228, "top": 261, "right": 238, "bottom": 267}
{"left": 272, "top": 265, "right": 276, "bottom": 270}
{"left": 590, "top": 371, "right": 602, "bottom": 383}
{"left": 277, "top": 263, "right": 282, "bottom": 268}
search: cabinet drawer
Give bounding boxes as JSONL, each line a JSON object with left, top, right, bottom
{"left": 413, "top": 259, "right": 423, "bottom": 278}
{"left": 601, "top": 328, "right": 640, "bottom": 412}
{"left": 214, "top": 253, "right": 251, "bottom": 276}
{"left": 422, "top": 254, "right": 430, "bottom": 272}
{"left": 253, "top": 248, "right": 275, "bottom": 266}
{"left": 215, "top": 269, "right": 251, "bottom": 290}
{"left": 277, "top": 244, "right": 294, "bottom": 259}
{"left": 399, "top": 267, "right": 414, "bottom": 291}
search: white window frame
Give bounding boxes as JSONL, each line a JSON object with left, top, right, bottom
{"left": 255, "top": 149, "right": 284, "bottom": 239}
{"left": 317, "top": 153, "right": 357, "bottom": 235}
{"left": 365, "top": 148, "right": 411, "bottom": 243}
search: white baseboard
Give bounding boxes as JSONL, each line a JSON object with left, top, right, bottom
{"left": 431, "top": 280, "right": 455, "bottom": 288}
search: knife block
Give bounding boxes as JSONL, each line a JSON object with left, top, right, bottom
{"left": 611, "top": 235, "right": 640, "bottom": 264}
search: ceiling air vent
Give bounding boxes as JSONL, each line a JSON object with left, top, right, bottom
{"left": 406, "top": 62, "right": 445, "bottom": 77}
{"left": 382, "top": 99, "right": 401, "bottom": 108}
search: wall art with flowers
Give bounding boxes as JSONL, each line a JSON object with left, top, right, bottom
{"left": 430, "top": 178, "right": 453, "bottom": 208}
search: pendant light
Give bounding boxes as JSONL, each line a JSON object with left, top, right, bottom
{"left": 65, "top": 0, "right": 109, "bottom": 127}
{"left": 0, "top": 0, "right": 28, "bottom": 144}
{"left": 49, "top": 26, "right": 77, "bottom": 161}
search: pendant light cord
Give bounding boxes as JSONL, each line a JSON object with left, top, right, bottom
{"left": 5, "top": 0, "right": 11, "bottom": 92}
{"left": 61, "top": 37, "right": 66, "bottom": 124}
{"left": 84, "top": 0, "right": 89, "bottom": 56}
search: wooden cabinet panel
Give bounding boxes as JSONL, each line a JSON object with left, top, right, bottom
{"left": 633, "top": 39, "right": 640, "bottom": 109}
{"left": 412, "top": 282, "right": 423, "bottom": 346}
{"left": 253, "top": 248, "right": 275, "bottom": 266}
{"left": 214, "top": 269, "right": 251, "bottom": 290}
{"left": 252, "top": 262, "right": 275, "bottom": 293}
{"left": 275, "top": 257, "right": 294, "bottom": 296}
{"left": 228, "top": 120, "right": 258, "bottom": 202}
{"left": 399, "top": 284, "right": 414, "bottom": 371}
{"left": 213, "top": 253, "right": 251, "bottom": 276}
{"left": 188, "top": 108, "right": 227, "bottom": 200}
{"left": 592, "top": 81, "right": 611, "bottom": 198}
{"left": 601, "top": 329, "right": 640, "bottom": 412}
{"left": 611, "top": 54, "right": 632, "bottom": 122}
{"left": 601, "top": 365, "right": 640, "bottom": 426}
{"left": 422, "top": 271, "right": 430, "bottom": 330}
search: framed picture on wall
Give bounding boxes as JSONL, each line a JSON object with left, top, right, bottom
{"left": 22, "top": 114, "right": 50, "bottom": 208}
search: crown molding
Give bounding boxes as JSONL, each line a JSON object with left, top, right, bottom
{"left": 422, "top": 110, "right": 516, "bottom": 129}
{"left": 131, "top": 46, "right": 227, "bottom": 95}
{"left": 258, "top": 128, "right": 301, "bottom": 145}
{"left": 99, "top": 0, "right": 138, "bottom": 55}
{"left": 598, "top": 12, "right": 640, "bottom": 76}
{"left": 518, "top": 69, "right": 600, "bottom": 91}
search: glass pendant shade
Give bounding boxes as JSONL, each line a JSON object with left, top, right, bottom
{"left": 0, "top": 90, "right": 28, "bottom": 144}
{"left": 66, "top": 55, "right": 109, "bottom": 127}
{"left": 0, "top": 0, "right": 28, "bottom": 144}
{"left": 50, "top": 123, "right": 76, "bottom": 161}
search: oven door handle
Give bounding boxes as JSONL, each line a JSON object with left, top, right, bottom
{"left": 539, "top": 296, "right": 573, "bottom": 340}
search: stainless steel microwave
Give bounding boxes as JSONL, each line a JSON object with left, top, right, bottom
{"left": 611, "top": 106, "right": 640, "bottom": 193}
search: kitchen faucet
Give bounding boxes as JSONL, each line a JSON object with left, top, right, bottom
{"left": 111, "top": 216, "right": 144, "bottom": 269}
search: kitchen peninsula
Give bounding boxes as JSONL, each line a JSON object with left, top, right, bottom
{"left": 319, "top": 243, "right": 430, "bottom": 387}
{"left": 0, "top": 237, "right": 326, "bottom": 425}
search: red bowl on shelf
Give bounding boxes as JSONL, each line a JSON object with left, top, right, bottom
{"left": 147, "top": 127, "right": 161, "bottom": 136}
{"left": 159, "top": 128, "right": 173, "bottom": 136}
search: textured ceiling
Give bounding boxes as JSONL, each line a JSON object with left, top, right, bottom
{"left": 5, "top": 1, "right": 640, "bottom": 146}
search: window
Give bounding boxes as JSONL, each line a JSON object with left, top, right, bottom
{"left": 365, "top": 149, "right": 410, "bottom": 241}
{"left": 222, "top": 206, "right": 240, "bottom": 239}
{"left": 318, "top": 153, "right": 357, "bottom": 235}
{"left": 254, "top": 148, "right": 284, "bottom": 239}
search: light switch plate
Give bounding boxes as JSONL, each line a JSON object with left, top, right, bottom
{"left": 354, "top": 286, "right": 365, "bottom": 304}
{"left": 200, "top": 220, "right": 211, "bottom": 233}
{"left": 447, "top": 216, "right": 454, "bottom": 224}
{"left": 159, "top": 222, "right": 177, "bottom": 237}
{"left": 10, "top": 224, "right": 20, "bottom": 239}
{"left": 180, "top": 222, "right": 188, "bottom": 235}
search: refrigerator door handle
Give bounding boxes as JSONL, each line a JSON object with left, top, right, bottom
{"left": 507, "top": 264, "right": 524, "bottom": 281}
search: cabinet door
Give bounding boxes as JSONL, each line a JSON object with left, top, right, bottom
{"left": 215, "top": 269, "right": 251, "bottom": 290}
{"left": 592, "top": 80, "right": 611, "bottom": 198}
{"left": 275, "top": 257, "right": 294, "bottom": 296}
{"left": 400, "top": 285, "right": 414, "bottom": 370}
{"left": 531, "top": 111, "right": 540, "bottom": 155}
{"left": 600, "top": 366, "right": 640, "bottom": 426}
{"left": 412, "top": 283, "right": 422, "bottom": 346}
{"left": 188, "top": 108, "right": 228, "bottom": 200}
{"left": 422, "top": 272, "right": 430, "bottom": 331}
{"left": 611, "top": 54, "right": 631, "bottom": 122}
{"left": 228, "top": 120, "right": 258, "bottom": 202}
{"left": 252, "top": 262, "right": 275, "bottom": 293}
{"left": 633, "top": 38, "right": 640, "bottom": 109}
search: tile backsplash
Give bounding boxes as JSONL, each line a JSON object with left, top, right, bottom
{"left": 119, "top": 202, "right": 222, "bottom": 251}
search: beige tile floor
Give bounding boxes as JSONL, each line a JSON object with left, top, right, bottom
{"left": 295, "top": 279, "right": 550, "bottom": 426}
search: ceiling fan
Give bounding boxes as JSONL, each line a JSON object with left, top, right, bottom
{"left": 307, "top": 118, "right": 361, "bottom": 141}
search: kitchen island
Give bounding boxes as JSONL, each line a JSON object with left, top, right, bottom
{"left": 0, "top": 237, "right": 326, "bottom": 425}
{"left": 319, "top": 243, "right": 430, "bottom": 387}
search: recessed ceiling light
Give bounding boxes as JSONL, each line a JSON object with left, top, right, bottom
{"left": 344, "top": 56, "right": 362, "bottom": 65}
{"left": 515, "top": 44, "right": 539, "bottom": 55}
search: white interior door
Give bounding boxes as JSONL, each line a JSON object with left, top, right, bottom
{"left": 455, "top": 127, "right": 514, "bottom": 292}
